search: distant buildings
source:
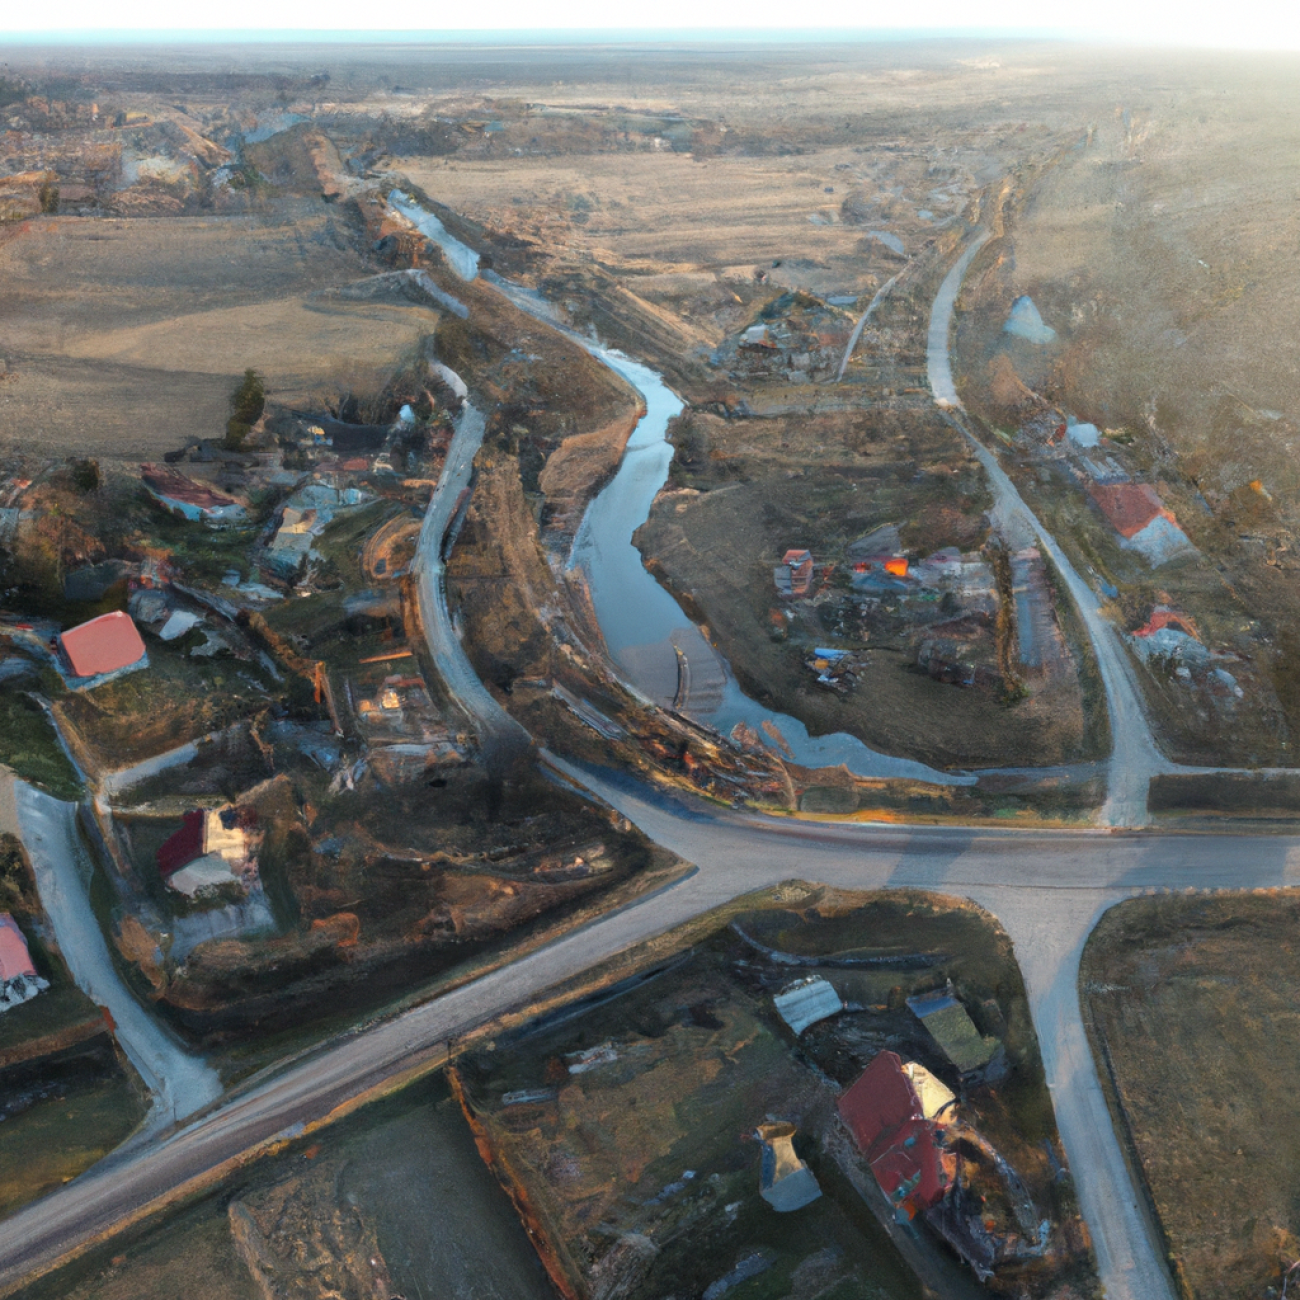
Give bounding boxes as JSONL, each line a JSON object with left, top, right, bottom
{"left": 774, "top": 548, "right": 814, "bottom": 598}
{"left": 141, "top": 464, "right": 247, "bottom": 526}
{"left": 0, "top": 913, "right": 49, "bottom": 1012}
{"left": 57, "top": 610, "right": 148, "bottom": 688}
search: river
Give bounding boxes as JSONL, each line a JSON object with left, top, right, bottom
{"left": 396, "top": 193, "right": 967, "bottom": 785}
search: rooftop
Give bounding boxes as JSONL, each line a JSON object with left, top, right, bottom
{"left": 1088, "top": 482, "right": 1172, "bottom": 539}
{"left": 141, "top": 464, "right": 242, "bottom": 513}
{"left": 59, "top": 611, "right": 147, "bottom": 680}
{"left": 0, "top": 913, "right": 36, "bottom": 982}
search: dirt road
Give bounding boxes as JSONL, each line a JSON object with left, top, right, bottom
{"left": 12, "top": 781, "right": 223, "bottom": 1133}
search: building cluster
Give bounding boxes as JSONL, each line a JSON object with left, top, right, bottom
{"left": 774, "top": 521, "right": 1070, "bottom": 695}
{"left": 714, "top": 291, "right": 855, "bottom": 386}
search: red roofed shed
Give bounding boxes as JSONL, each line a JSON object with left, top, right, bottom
{"left": 1087, "top": 483, "right": 1173, "bottom": 540}
{"left": 58, "top": 611, "right": 147, "bottom": 680}
{"left": 0, "top": 913, "right": 37, "bottom": 982}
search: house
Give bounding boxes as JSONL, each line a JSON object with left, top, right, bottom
{"left": 1088, "top": 483, "right": 1194, "bottom": 565}
{"left": 906, "top": 986, "right": 1002, "bottom": 1078}
{"left": 774, "top": 549, "right": 814, "bottom": 598}
{"left": 57, "top": 611, "right": 148, "bottom": 688}
{"left": 141, "top": 464, "right": 247, "bottom": 526}
{"left": 837, "top": 1050, "right": 957, "bottom": 1221}
{"left": 753, "top": 1122, "right": 822, "bottom": 1212}
{"left": 773, "top": 976, "right": 844, "bottom": 1035}
{"left": 0, "top": 913, "right": 49, "bottom": 1012}
{"left": 156, "top": 807, "right": 254, "bottom": 898}
{"left": 1132, "top": 606, "right": 1209, "bottom": 668}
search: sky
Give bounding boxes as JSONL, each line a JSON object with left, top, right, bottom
{"left": 2, "top": 0, "right": 1297, "bottom": 49}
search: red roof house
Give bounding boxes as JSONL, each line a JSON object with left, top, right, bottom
{"left": 141, "top": 464, "right": 246, "bottom": 525}
{"left": 1087, "top": 483, "right": 1169, "bottom": 539}
{"left": 838, "top": 1050, "right": 956, "bottom": 1221}
{"left": 58, "top": 611, "right": 148, "bottom": 685}
{"left": 157, "top": 810, "right": 205, "bottom": 877}
{"left": 0, "top": 913, "right": 37, "bottom": 982}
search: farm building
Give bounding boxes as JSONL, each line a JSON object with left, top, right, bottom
{"left": 57, "top": 610, "right": 148, "bottom": 688}
{"left": 837, "top": 1049, "right": 957, "bottom": 1221}
{"left": 774, "top": 548, "right": 814, "bottom": 598}
{"left": 1088, "top": 483, "right": 1194, "bottom": 565}
{"left": 142, "top": 464, "right": 247, "bottom": 526}
{"left": 906, "top": 986, "right": 1002, "bottom": 1079}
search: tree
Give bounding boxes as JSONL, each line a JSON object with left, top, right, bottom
{"left": 225, "top": 368, "right": 265, "bottom": 450}
{"left": 69, "top": 458, "right": 100, "bottom": 494}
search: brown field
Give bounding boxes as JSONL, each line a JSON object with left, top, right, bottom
{"left": 0, "top": 208, "right": 430, "bottom": 464}
{"left": 1081, "top": 892, "right": 1300, "bottom": 1299}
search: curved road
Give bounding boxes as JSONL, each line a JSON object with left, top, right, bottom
{"left": 13, "top": 781, "right": 222, "bottom": 1131}
{"left": 926, "top": 230, "right": 1172, "bottom": 827}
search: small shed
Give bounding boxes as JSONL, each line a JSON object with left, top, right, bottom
{"left": 906, "top": 987, "right": 1000, "bottom": 1077}
{"left": 773, "top": 976, "right": 843, "bottom": 1035}
{"left": 58, "top": 611, "right": 148, "bottom": 688}
{"left": 754, "top": 1122, "right": 822, "bottom": 1212}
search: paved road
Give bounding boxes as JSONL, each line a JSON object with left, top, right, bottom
{"left": 926, "top": 230, "right": 1173, "bottom": 826}
{"left": 12, "top": 781, "right": 223, "bottom": 1133}
{"left": 7, "top": 767, "right": 1297, "bottom": 1296}
{"left": 411, "top": 385, "right": 530, "bottom": 762}
{"left": 0, "top": 237, "right": 1263, "bottom": 1300}
{"left": 836, "top": 268, "right": 905, "bottom": 382}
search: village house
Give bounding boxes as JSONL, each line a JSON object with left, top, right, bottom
{"left": 1088, "top": 482, "right": 1195, "bottom": 565}
{"left": 838, "top": 1049, "right": 958, "bottom": 1221}
{"left": 0, "top": 913, "right": 49, "bottom": 1012}
{"left": 57, "top": 610, "right": 149, "bottom": 689}
{"left": 156, "top": 807, "right": 256, "bottom": 898}
{"left": 774, "top": 548, "right": 814, "bottom": 598}
{"left": 141, "top": 463, "right": 247, "bottom": 526}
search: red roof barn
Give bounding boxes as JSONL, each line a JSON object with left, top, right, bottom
{"left": 58, "top": 611, "right": 148, "bottom": 682}
{"left": 837, "top": 1050, "right": 956, "bottom": 1220}
{"left": 1087, "top": 483, "right": 1172, "bottom": 539}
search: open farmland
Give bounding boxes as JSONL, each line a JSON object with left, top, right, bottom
{"left": 0, "top": 208, "right": 429, "bottom": 465}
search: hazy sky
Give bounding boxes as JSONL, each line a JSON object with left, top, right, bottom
{"left": 2, "top": 0, "right": 1295, "bottom": 49}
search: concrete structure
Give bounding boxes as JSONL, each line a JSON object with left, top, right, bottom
{"left": 754, "top": 1122, "right": 822, "bottom": 1211}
